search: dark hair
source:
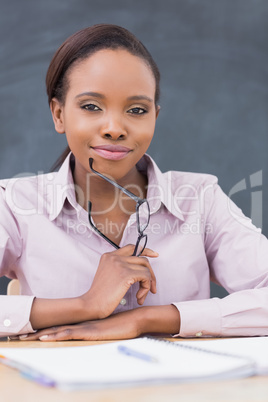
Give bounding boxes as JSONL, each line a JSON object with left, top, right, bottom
{"left": 48, "top": 24, "right": 161, "bottom": 171}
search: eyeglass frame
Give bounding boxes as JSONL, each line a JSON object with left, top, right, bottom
{"left": 88, "top": 158, "right": 150, "bottom": 256}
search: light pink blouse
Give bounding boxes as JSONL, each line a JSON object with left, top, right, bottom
{"left": 0, "top": 154, "right": 268, "bottom": 337}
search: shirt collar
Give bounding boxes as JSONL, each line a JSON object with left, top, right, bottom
{"left": 137, "top": 154, "right": 185, "bottom": 221}
{"left": 48, "top": 152, "right": 185, "bottom": 222}
{"left": 48, "top": 153, "right": 77, "bottom": 221}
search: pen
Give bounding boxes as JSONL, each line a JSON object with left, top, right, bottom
{"left": 0, "top": 354, "right": 55, "bottom": 387}
{"left": 118, "top": 345, "right": 158, "bottom": 363}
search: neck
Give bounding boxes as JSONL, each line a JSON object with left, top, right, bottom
{"left": 73, "top": 160, "right": 148, "bottom": 213}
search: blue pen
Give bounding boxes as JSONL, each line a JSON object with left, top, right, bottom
{"left": 118, "top": 345, "right": 158, "bottom": 363}
{"left": 0, "top": 354, "right": 55, "bottom": 387}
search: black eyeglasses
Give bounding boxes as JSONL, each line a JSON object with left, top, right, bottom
{"left": 88, "top": 158, "right": 150, "bottom": 256}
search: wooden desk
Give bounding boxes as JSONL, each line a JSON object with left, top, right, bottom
{"left": 0, "top": 338, "right": 267, "bottom": 402}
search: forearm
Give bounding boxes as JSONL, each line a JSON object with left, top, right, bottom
{"left": 20, "top": 304, "right": 181, "bottom": 341}
{"left": 30, "top": 296, "right": 94, "bottom": 330}
{"left": 138, "top": 305, "right": 181, "bottom": 335}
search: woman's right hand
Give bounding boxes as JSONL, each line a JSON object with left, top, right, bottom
{"left": 81, "top": 244, "right": 158, "bottom": 319}
{"left": 27, "top": 244, "right": 158, "bottom": 332}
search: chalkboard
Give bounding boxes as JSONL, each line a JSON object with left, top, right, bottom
{"left": 0, "top": 0, "right": 267, "bottom": 298}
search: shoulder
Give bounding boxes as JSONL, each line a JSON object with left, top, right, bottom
{"left": 0, "top": 172, "right": 57, "bottom": 194}
{"left": 163, "top": 170, "right": 218, "bottom": 189}
{"left": 0, "top": 173, "right": 57, "bottom": 213}
{"left": 146, "top": 155, "right": 221, "bottom": 220}
{"left": 146, "top": 154, "right": 219, "bottom": 190}
{"left": 159, "top": 168, "right": 219, "bottom": 203}
{"left": 163, "top": 171, "right": 220, "bottom": 217}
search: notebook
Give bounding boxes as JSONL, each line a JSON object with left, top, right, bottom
{"left": 183, "top": 336, "right": 268, "bottom": 375}
{"left": 0, "top": 337, "right": 259, "bottom": 390}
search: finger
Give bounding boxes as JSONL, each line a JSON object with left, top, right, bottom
{"left": 108, "top": 246, "right": 158, "bottom": 294}
{"left": 121, "top": 261, "right": 152, "bottom": 300}
{"left": 19, "top": 333, "right": 41, "bottom": 341}
{"left": 8, "top": 335, "right": 20, "bottom": 340}
{"left": 135, "top": 276, "right": 152, "bottom": 303}
{"left": 136, "top": 292, "right": 148, "bottom": 306}
{"left": 136, "top": 290, "right": 148, "bottom": 305}
{"left": 129, "top": 256, "right": 157, "bottom": 294}
{"left": 18, "top": 326, "right": 61, "bottom": 341}
{"left": 139, "top": 257, "right": 157, "bottom": 294}
{"left": 121, "top": 257, "right": 157, "bottom": 297}
{"left": 140, "top": 247, "right": 159, "bottom": 258}
{"left": 39, "top": 326, "right": 98, "bottom": 342}
{"left": 112, "top": 244, "right": 136, "bottom": 255}
{"left": 114, "top": 244, "right": 158, "bottom": 258}
{"left": 39, "top": 328, "right": 76, "bottom": 342}
{"left": 136, "top": 279, "right": 154, "bottom": 302}
{"left": 20, "top": 327, "right": 75, "bottom": 342}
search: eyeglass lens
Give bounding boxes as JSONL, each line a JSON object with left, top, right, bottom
{"left": 137, "top": 201, "right": 150, "bottom": 233}
{"left": 134, "top": 234, "right": 148, "bottom": 257}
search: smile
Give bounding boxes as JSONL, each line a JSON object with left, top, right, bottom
{"left": 91, "top": 145, "right": 131, "bottom": 161}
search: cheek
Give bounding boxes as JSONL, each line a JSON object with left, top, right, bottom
{"left": 64, "top": 115, "right": 96, "bottom": 144}
{"left": 137, "top": 131, "right": 154, "bottom": 154}
{"left": 66, "top": 116, "right": 89, "bottom": 133}
{"left": 138, "top": 117, "right": 156, "bottom": 144}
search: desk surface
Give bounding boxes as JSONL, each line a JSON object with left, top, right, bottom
{"left": 0, "top": 338, "right": 267, "bottom": 402}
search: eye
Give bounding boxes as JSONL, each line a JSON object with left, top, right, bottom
{"left": 128, "top": 107, "right": 147, "bottom": 115}
{"left": 81, "top": 103, "right": 101, "bottom": 111}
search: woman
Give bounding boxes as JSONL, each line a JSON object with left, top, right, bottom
{"left": 1, "top": 24, "right": 268, "bottom": 341}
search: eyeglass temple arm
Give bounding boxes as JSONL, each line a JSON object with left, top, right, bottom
{"left": 89, "top": 158, "right": 143, "bottom": 204}
{"left": 88, "top": 201, "right": 119, "bottom": 250}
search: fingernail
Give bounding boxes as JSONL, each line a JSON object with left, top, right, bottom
{"left": 19, "top": 335, "right": 28, "bottom": 340}
{"left": 39, "top": 335, "right": 48, "bottom": 341}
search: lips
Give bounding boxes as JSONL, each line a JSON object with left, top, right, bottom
{"left": 91, "top": 145, "right": 132, "bottom": 161}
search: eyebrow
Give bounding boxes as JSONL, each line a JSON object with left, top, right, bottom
{"left": 75, "top": 92, "right": 105, "bottom": 99}
{"left": 75, "top": 92, "right": 153, "bottom": 103}
{"left": 127, "top": 95, "right": 153, "bottom": 103}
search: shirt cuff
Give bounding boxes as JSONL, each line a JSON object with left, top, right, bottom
{"left": 0, "top": 295, "right": 35, "bottom": 337}
{"left": 172, "top": 298, "right": 222, "bottom": 338}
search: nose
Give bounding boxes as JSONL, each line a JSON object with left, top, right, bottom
{"left": 100, "top": 113, "right": 127, "bottom": 141}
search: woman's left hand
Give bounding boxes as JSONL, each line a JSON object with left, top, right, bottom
{"left": 16, "top": 309, "right": 144, "bottom": 342}
{"left": 12, "top": 305, "right": 180, "bottom": 341}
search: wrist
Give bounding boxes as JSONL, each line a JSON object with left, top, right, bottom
{"left": 30, "top": 296, "right": 96, "bottom": 330}
{"left": 78, "top": 293, "right": 102, "bottom": 321}
{"left": 137, "top": 305, "right": 181, "bottom": 335}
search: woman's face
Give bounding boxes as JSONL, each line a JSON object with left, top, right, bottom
{"left": 51, "top": 49, "right": 160, "bottom": 182}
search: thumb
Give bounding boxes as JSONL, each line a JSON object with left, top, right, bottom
{"left": 140, "top": 247, "right": 159, "bottom": 258}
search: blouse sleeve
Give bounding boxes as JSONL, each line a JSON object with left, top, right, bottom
{"left": 173, "top": 184, "right": 268, "bottom": 337}
{"left": 0, "top": 185, "right": 35, "bottom": 337}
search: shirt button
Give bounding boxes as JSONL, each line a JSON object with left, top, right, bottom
{"left": 195, "top": 331, "right": 203, "bottom": 337}
{"left": 4, "top": 319, "right": 11, "bottom": 327}
{"left": 120, "top": 298, "right": 127, "bottom": 306}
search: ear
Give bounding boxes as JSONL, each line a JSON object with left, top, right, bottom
{"left": 50, "top": 98, "right": 65, "bottom": 134}
{"left": 155, "top": 105, "right": 161, "bottom": 119}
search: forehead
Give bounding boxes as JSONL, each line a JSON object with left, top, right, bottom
{"left": 66, "top": 49, "right": 156, "bottom": 98}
